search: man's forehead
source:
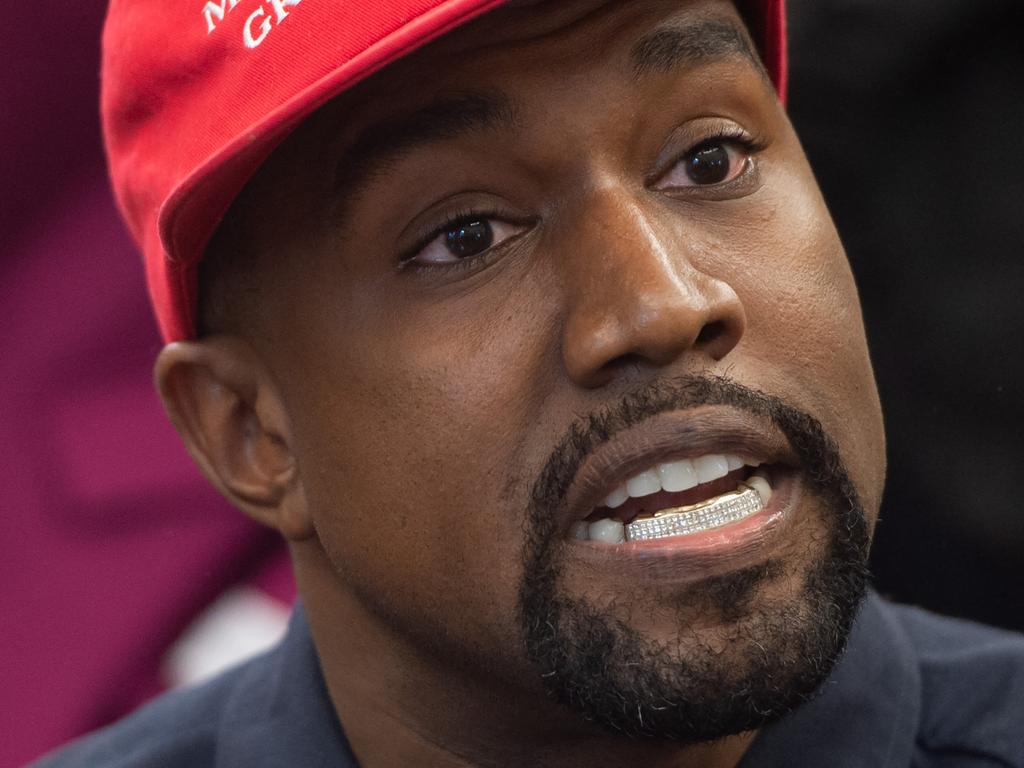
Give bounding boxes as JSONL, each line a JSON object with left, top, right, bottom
{"left": 307, "top": 0, "right": 764, "bottom": 204}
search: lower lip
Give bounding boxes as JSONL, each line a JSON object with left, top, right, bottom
{"left": 565, "top": 471, "right": 801, "bottom": 576}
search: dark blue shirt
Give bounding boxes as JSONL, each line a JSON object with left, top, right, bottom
{"left": 34, "top": 592, "right": 1024, "bottom": 767}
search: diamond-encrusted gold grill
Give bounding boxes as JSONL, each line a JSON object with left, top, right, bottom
{"left": 624, "top": 486, "right": 763, "bottom": 542}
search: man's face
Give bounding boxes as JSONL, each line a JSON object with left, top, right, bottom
{"left": 231, "top": 0, "right": 886, "bottom": 743}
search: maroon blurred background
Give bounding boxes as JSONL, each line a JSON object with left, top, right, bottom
{"left": 3, "top": 1, "right": 1021, "bottom": 766}
{"left": 1, "top": 4, "right": 292, "bottom": 766}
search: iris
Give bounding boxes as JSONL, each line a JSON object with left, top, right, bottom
{"left": 445, "top": 220, "right": 493, "bottom": 258}
{"left": 685, "top": 144, "right": 731, "bottom": 185}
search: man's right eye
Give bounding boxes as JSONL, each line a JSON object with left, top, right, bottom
{"left": 409, "top": 216, "right": 526, "bottom": 266}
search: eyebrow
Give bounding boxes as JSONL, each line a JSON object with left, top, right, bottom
{"left": 332, "top": 91, "right": 519, "bottom": 206}
{"left": 630, "top": 18, "right": 764, "bottom": 78}
{"left": 329, "top": 18, "right": 763, "bottom": 214}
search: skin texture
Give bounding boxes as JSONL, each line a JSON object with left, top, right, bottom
{"left": 156, "top": 1, "right": 887, "bottom": 765}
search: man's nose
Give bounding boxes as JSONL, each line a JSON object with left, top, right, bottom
{"left": 559, "top": 192, "right": 746, "bottom": 388}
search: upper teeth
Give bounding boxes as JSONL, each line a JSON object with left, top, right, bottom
{"left": 602, "top": 453, "right": 753, "bottom": 509}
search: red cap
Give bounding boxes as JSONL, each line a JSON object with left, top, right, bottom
{"left": 101, "top": 0, "right": 787, "bottom": 342}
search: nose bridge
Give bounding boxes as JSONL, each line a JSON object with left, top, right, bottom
{"left": 559, "top": 186, "right": 746, "bottom": 387}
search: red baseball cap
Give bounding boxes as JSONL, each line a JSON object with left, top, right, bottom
{"left": 101, "top": 0, "right": 787, "bottom": 342}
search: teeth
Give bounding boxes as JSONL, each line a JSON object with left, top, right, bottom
{"left": 602, "top": 485, "right": 629, "bottom": 509}
{"left": 588, "top": 518, "right": 625, "bottom": 544}
{"left": 745, "top": 473, "right": 772, "bottom": 505}
{"left": 598, "top": 453, "right": 763, "bottom": 510}
{"left": 583, "top": 487, "right": 762, "bottom": 544}
{"left": 657, "top": 459, "right": 698, "bottom": 492}
{"left": 578, "top": 462, "right": 779, "bottom": 545}
{"left": 691, "top": 454, "right": 731, "bottom": 484}
{"left": 626, "top": 469, "right": 661, "bottom": 498}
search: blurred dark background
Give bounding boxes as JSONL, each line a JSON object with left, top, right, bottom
{"left": 788, "top": 0, "right": 1024, "bottom": 629}
{"left": 2, "top": 0, "right": 1022, "bottom": 765}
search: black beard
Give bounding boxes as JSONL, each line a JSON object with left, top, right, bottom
{"left": 517, "top": 375, "right": 871, "bottom": 743}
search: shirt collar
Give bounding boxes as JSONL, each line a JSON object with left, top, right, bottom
{"left": 214, "top": 604, "right": 359, "bottom": 768}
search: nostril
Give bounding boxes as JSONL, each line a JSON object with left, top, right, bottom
{"left": 695, "top": 320, "right": 727, "bottom": 348}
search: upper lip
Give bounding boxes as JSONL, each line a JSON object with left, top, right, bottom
{"left": 560, "top": 405, "right": 799, "bottom": 532}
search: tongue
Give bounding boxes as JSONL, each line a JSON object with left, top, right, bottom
{"left": 592, "top": 468, "right": 749, "bottom": 523}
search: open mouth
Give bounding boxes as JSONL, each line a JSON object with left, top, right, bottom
{"left": 569, "top": 454, "right": 776, "bottom": 544}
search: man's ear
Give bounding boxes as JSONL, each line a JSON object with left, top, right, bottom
{"left": 154, "top": 336, "right": 313, "bottom": 541}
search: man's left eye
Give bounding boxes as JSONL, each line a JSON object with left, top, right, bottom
{"left": 662, "top": 140, "right": 750, "bottom": 188}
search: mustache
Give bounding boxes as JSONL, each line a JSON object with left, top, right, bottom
{"left": 528, "top": 374, "right": 859, "bottom": 530}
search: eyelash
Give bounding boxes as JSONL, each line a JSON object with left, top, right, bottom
{"left": 702, "top": 126, "right": 760, "bottom": 148}
{"left": 725, "top": 128, "right": 762, "bottom": 153}
{"left": 401, "top": 127, "right": 765, "bottom": 273}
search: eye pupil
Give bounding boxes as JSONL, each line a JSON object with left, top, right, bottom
{"left": 685, "top": 144, "right": 731, "bottom": 185}
{"left": 445, "top": 219, "right": 493, "bottom": 258}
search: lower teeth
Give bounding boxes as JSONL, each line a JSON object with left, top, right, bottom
{"left": 624, "top": 485, "right": 764, "bottom": 542}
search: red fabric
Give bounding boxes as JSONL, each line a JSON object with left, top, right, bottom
{"left": 760, "top": 0, "right": 788, "bottom": 101}
{"left": 102, "top": 0, "right": 788, "bottom": 342}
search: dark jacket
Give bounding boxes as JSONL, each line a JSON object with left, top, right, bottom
{"left": 35, "top": 591, "right": 1024, "bottom": 767}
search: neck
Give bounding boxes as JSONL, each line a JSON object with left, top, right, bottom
{"left": 294, "top": 543, "right": 754, "bottom": 768}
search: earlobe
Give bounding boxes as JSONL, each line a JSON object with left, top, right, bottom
{"left": 154, "top": 337, "right": 315, "bottom": 541}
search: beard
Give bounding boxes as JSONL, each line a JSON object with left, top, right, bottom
{"left": 516, "top": 375, "right": 871, "bottom": 743}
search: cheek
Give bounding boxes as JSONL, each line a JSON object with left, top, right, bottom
{"left": 279, "top": 285, "right": 555, "bottom": 649}
{"left": 733, "top": 154, "right": 887, "bottom": 518}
